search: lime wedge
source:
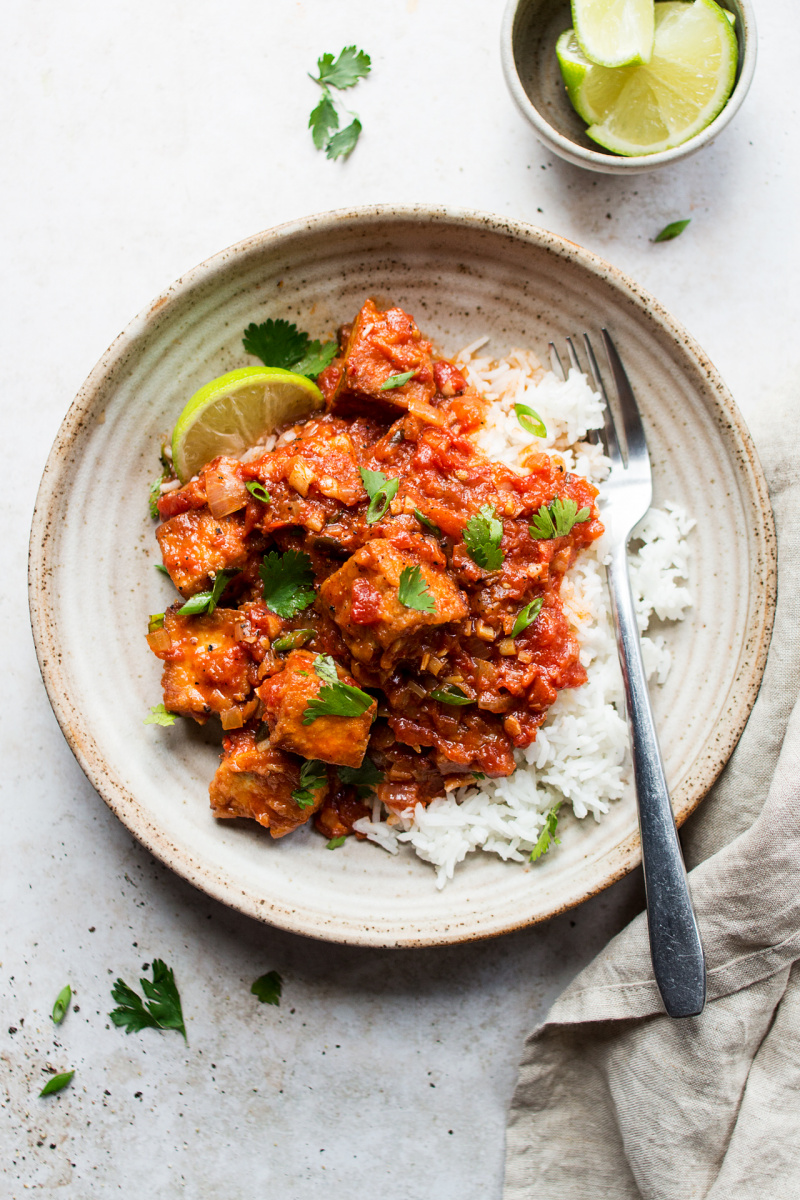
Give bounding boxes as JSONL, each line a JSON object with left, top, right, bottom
{"left": 572, "top": 0, "right": 655, "bottom": 67}
{"left": 558, "top": 0, "right": 738, "bottom": 157}
{"left": 171, "top": 367, "right": 323, "bottom": 482}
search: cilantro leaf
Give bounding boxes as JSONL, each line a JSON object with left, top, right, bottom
{"left": 260, "top": 549, "right": 316, "bottom": 618}
{"left": 292, "top": 759, "right": 328, "bottom": 809}
{"left": 326, "top": 118, "right": 363, "bottom": 161}
{"left": 178, "top": 568, "right": 238, "bottom": 616}
{"left": 398, "top": 565, "right": 435, "bottom": 613}
{"left": 39, "top": 1071, "right": 74, "bottom": 1097}
{"left": 243, "top": 318, "right": 309, "bottom": 370}
{"left": 414, "top": 508, "right": 443, "bottom": 539}
{"left": 246, "top": 481, "right": 271, "bottom": 504}
{"left": 380, "top": 370, "right": 415, "bottom": 391}
{"left": 511, "top": 597, "right": 543, "bottom": 638}
{"left": 327, "top": 836, "right": 347, "bottom": 849}
{"left": 529, "top": 497, "right": 591, "bottom": 540}
{"left": 654, "top": 218, "right": 691, "bottom": 243}
{"left": 293, "top": 339, "right": 338, "bottom": 378}
{"left": 360, "top": 467, "right": 399, "bottom": 524}
{"left": 463, "top": 504, "right": 504, "bottom": 571}
{"left": 514, "top": 403, "right": 547, "bottom": 438}
{"left": 530, "top": 804, "right": 561, "bottom": 862}
{"left": 303, "top": 656, "right": 374, "bottom": 724}
{"left": 315, "top": 46, "right": 371, "bottom": 90}
{"left": 109, "top": 959, "right": 187, "bottom": 1041}
{"left": 308, "top": 87, "right": 339, "bottom": 149}
{"left": 144, "top": 704, "right": 176, "bottom": 727}
{"left": 251, "top": 970, "right": 282, "bottom": 1005}
{"left": 430, "top": 685, "right": 474, "bottom": 706}
{"left": 338, "top": 757, "right": 384, "bottom": 797}
{"left": 51, "top": 985, "right": 71, "bottom": 1025}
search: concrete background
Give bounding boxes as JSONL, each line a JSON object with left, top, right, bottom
{"left": 4, "top": 0, "right": 799, "bottom": 1195}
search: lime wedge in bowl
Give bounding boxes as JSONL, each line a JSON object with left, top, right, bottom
{"left": 172, "top": 367, "right": 323, "bottom": 482}
{"left": 559, "top": 0, "right": 739, "bottom": 157}
{"left": 572, "top": 0, "right": 655, "bottom": 68}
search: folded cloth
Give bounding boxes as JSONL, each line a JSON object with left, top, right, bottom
{"left": 504, "top": 405, "right": 800, "bottom": 1200}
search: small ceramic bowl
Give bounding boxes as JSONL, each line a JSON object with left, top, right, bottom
{"left": 500, "top": 0, "right": 757, "bottom": 174}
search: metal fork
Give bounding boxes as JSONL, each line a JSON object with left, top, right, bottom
{"left": 551, "top": 331, "right": 706, "bottom": 1020}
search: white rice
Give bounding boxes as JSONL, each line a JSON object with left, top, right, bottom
{"left": 350, "top": 343, "right": 694, "bottom": 886}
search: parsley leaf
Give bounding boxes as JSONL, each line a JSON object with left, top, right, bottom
{"left": 242, "top": 318, "right": 336, "bottom": 380}
{"left": 251, "top": 971, "right": 283, "bottom": 1006}
{"left": 511, "top": 597, "right": 543, "bottom": 638}
{"left": 303, "top": 655, "right": 374, "bottom": 724}
{"left": 246, "top": 481, "right": 271, "bottom": 504}
{"left": 463, "top": 504, "right": 504, "bottom": 571}
{"left": 39, "top": 1071, "right": 74, "bottom": 1097}
{"left": 178, "top": 568, "right": 238, "bottom": 616}
{"left": 314, "top": 46, "right": 371, "bottom": 89}
{"left": 292, "top": 759, "right": 328, "bottom": 809}
{"left": 308, "top": 88, "right": 339, "bottom": 149}
{"left": 360, "top": 467, "right": 399, "bottom": 524}
{"left": 398, "top": 565, "right": 436, "bottom": 613}
{"left": 654, "top": 218, "right": 691, "bottom": 243}
{"left": 380, "top": 370, "right": 415, "bottom": 391}
{"left": 51, "top": 985, "right": 71, "bottom": 1025}
{"left": 430, "top": 685, "right": 474, "bottom": 706}
{"left": 530, "top": 804, "right": 561, "bottom": 862}
{"left": 109, "top": 959, "right": 187, "bottom": 1041}
{"left": 144, "top": 704, "right": 176, "bottom": 727}
{"left": 260, "top": 549, "right": 316, "bottom": 618}
{"left": 529, "top": 497, "right": 591, "bottom": 540}
{"left": 326, "top": 118, "right": 363, "bottom": 161}
{"left": 514, "top": 403, "right": 547, "bottom": 438}
{"left": 338, "top": 757, "right": 384, "bottom": 797}
{"left": 414, "top": 508, "right": 443, "bottom": 539}
{"left": 327, "top": 835, "right": 347, "bottom": 849}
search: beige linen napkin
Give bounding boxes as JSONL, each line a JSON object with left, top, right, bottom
{"left": 505, "top": 402, "right": 800, "bottom": 1200}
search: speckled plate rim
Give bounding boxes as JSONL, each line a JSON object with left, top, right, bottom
{"left": 28, "top": 205, "right": 776, "bottom": 946}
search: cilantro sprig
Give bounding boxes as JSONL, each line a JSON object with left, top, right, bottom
{"left": 178, "top": 568, "right": 238, "bottom": 616}
{"left": 530, "top": 804, "right": 561, "bottom": 862}
{"left": 292, "top": 759, "right": 328, "bottom": 809}
{"left": 463, "top": 504, "right": 504, "bottom": 571}
{"left": 338, "top": 757, "right": 384, "bottom": 797}
{"left": 360, "top": 467, "right": 399, "bottom": 524}
{"left": 529, "top": 497, "right": 591, "bottom": 540}
{"left": 511, "top": 597, "right": 543, "bottom": 638}
{"left": 398, "top": 565, "right": 436, "bottom": 614}
{"left": 302, "top": 655, "right": 374, "bottom": 725}
{"left": 242, "top": 318, "right": 336, "bottom": 379}
{"left": 109, "top": 959, "right": 187, "bottom": 1041}
{"left": 308, "top": 46, "right": 371, "bottom": 160}
{"left": 260, "top": 549, "right": 316, "bottom": 618}
{"left": 251, "top": 971, "right": 283, "bottom": 1006}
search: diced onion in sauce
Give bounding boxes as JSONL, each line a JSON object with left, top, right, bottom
{"left": 205, "top": 461, "right": 248, "bottom": 518}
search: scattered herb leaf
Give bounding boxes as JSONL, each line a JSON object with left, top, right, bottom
{"left": 242, "top": 318, "right": 336, "bottom": 380}
{"left": 51, "top": 985, "right": 71, "bottom": 1025}
{"left": 308, "top": 88, "right": 339, "bottom": 149}
{"left": 144, "top": 704, "right": 176, "bottom": 727}
{"left": 511, "top": 597, "right": 543, "bottom": 638}
{"left": 251, "top": 970, "right": 283, "bottom": 1005}
{"left": 514, "top": 403, "right": 547, "bottom": 438}
{"left": 313, "top": 654, "right": 340, "bottom": 685}
{"left": 314, "top": 46, "right": 372, "bottom": 89}
{"left": 293, "top": 340, "right": 338, "bottom": 378}
{"left": 360, "top": 467, "right": 399, "bottom": 524}
{"left": 39, "top": 1071, "right": 74, "bottom": 1097}
{"left": 397, "top": 565, "right": 436, "bottom": 613}
{"left": 414, "top": 508, "right": 443, "bottom": 539}
{"left": 338, "top": 757, "right": 384, "bottom": 797}
{"left": 308, "top": 46, "right": 371, "bottom": 159}
{"left": 149, "top": 476, "right": 165, "bottom": 519}
{"left": 654, "top": 218, "right": 691, "bottom": 243}
{"left": 463, "top": 504, "right": 504, "bottom": 571}
{"left": 148, "top": 613, "right": 165, "bottom": 633}
{"left": 109, "top": 959, "right": 187, "bottom": 1041}
{"left": 430, "top": 685, "right": 474, "bottom": 706}
{"left": 327, "top": 836, "right": 347, "bottom": 849}
{"left": 246, "top": 481, "right": 271, "bottom": 504}
{"left": 273, "top": 628, "right": 315, "bottom": 653}
{"left": 326, "top": 118, "right": 363, "bottom": 161}
{"left": 260, "top": 550, "right": 316, "bottom": 618}
{"left": 303, "top": 656, "right": 374, "bottom": 724}
{"left": 530, "top": 804, "right": 561, "bottom": 862}
{"left": 178, "top": 568, "right": 238, "bottom": 616}
{"left": 155, "top": 563, "right": 170, "bottom": 575}
{"left": 292, "top": 759, "right": 328, "bottom": 809}
{"left": 529, "top": 497, "right": 591, "bottom": 540}
{"left": 380, "top": 370, "right": 415, "bottom": 392}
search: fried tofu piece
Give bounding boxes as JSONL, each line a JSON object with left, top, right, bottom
{"left": 150, "top": 607, "right": 256, "bottom": 723}
{"left": 319, "top": 539, "right": 468, "bottom": 669}
{"left": 156, "top": 509, "right": 251, "bottom": 598}
{"left": 258, "top": 650, "right": 376, "bottom": 769}
{"left": 210, "top": 727, "right": 327, "bottom": 838}
{"left": 327, "top": 300, "right": 441, "bottom": 422}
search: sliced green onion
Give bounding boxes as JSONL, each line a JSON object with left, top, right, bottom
{"left": 511, "top": 597, "right": 543, "bottom": 638}
{"left": 273, "top": 628, "right": 315, "bottom": 653}
{"left": 515, "top": 403, "right": 547, "bottom": 438}
{"left": 430, "top": 685, "right": 474, "bottom": 706}
{"left": 380, "top": 370, "right": 415, "bottom": 391}
{"left": 246, "top": 481, "right": 271, "bottom": 504}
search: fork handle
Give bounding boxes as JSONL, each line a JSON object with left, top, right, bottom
{"left": 607, "top": 540, "right": 706, "bottom": 1018}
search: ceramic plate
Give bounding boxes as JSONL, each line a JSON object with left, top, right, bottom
{"left": 29, "top": 207, "right": 775, "bottom": 946}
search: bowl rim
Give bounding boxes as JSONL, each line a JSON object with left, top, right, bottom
{"left": 500, "top": 0, "right": 758, "bottom": 174}
{"left": 28, "top": 204, "right": 776, "bottom": 945}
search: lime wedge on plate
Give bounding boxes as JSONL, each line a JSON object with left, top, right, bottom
{"left": 558, "top": 0, "right": 738, "bottom": 157}
{"left": 571, "top": 0, "right": 655, "bottom": 67}
{"left": 172, "top": 367, "right": 323, "bottom": 482}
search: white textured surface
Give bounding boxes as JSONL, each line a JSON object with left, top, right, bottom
{"left": 3, "top": 1, "right": 799, "bottom": 1196}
